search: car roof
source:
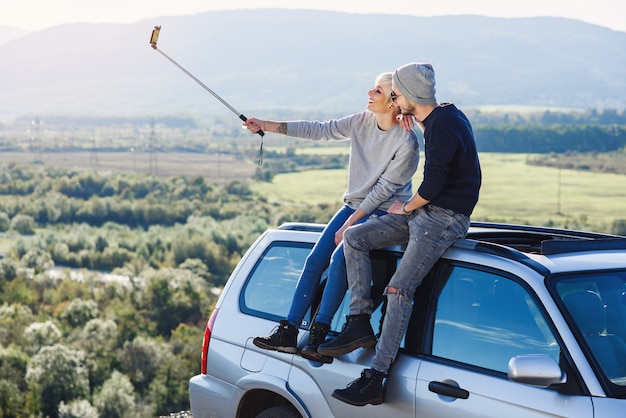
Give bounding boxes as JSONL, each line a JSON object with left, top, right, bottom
{"left": 276, "top": 221, "right": 626, "bottom": 276}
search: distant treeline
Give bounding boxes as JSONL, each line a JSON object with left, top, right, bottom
{"left": 474, "top": 124, "right": 625, "bottom": 153}
{"left": 9, "top": 115, "right": 199, "bottom": 129}
{"left": 467, "top": 108, "right": 626, "bottom": 126}
{"left": 528, "top": 151, "right": 626, "bottom": 175}
{"left": 2, "top": 109, "right": 625, "bottom": 156}
{"left": 6, "top": 107, "right": 625, "bottom": 129}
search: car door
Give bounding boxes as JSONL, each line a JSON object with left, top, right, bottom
{"left": 290, "top": 250, "right": 422, "bottom": 417}
{"left": 415, "top": 264, "right": 594, "bottom": 418}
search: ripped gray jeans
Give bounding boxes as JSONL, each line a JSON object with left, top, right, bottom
{"left": 343, "top": 205, "right": 470, "bottom": 373}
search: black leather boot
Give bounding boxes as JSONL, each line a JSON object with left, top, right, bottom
{"left": 332, "top": 368, "right": 386, "bottom": 406}
{"left": 317, "top": 314, "right": 376, "bottom": 357}
{"left": 252, "top": 320, "right": 298, "bottom": 353}
{"left": 300, "top": 322, "right": 333, "bottom": 364}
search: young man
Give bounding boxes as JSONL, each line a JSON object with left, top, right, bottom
{"left": 318, "top": 62, "right": 482, "bottom": 406}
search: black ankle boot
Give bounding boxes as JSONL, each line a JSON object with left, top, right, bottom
{"left": 332, "top": 368, "right": 386, "bottom": 406}
{"left": 300, "top": 322, "right": 333, "bottom": 364}
{"left": 252, "top": 320, "right": 298, "bottom": 353}
{"left": 317, "top": 314, "right": 376, "bottom": 357}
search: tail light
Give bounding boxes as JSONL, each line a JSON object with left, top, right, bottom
{"left": 201, "top": 308, "right": 219, "bottom": 374}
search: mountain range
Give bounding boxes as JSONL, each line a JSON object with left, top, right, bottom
{"left": 1, "top": 9, "right": 625, "bottom": 121}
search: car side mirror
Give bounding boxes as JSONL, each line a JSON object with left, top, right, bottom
{"left": 508, "top": 354, "right": 567, "bottom": 388}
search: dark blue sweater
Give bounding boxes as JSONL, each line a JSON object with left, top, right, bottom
{"left": 418, "top": 103, "right": 482, "bottom": 217}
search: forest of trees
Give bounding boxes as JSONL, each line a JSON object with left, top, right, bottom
{"left": 0, "top": 163, "right": 336, "bottom": 418}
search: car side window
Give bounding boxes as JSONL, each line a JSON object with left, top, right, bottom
{"left": 240, "top": 241, "right": 313, "bottom": 323}
{"left": 432, "top": 266, "right": 559, "bottom": 373}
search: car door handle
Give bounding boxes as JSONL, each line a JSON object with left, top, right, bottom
{"left": 428, "top": 381, "right": 470, "bottom": 399}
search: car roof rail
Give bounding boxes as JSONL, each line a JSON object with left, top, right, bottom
{"left": 468, "top": 221, "right": 623, "bottom": 254}
{"left": 277, "top": 222, "right": 326, "bottom": 232}
{"left": 470, "top": 221, "right": 619, "bottom": 240}
{"left": 541, "top": 237, "right": 626, "bottom": 255}
{"left": 454, "top": 239, "right": 551, "bottom": 276}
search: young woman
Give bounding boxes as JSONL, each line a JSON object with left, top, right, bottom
{"left": 243, "top": 72, "right": 420, "bottom": 362}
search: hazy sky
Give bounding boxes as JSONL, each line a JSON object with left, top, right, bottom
{"left": 1, "top": 0, "right": 625, "bottom": 32}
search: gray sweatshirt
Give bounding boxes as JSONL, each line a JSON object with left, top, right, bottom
{"left": 287, "top": 111, "right": 419, "bottom": 214}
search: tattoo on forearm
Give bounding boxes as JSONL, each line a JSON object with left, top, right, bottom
{"left": 278, "top": 123, "right": 287, "bottom": 135}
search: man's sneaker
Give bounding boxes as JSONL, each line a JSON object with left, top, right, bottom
{"left": 300, "top": 322, "right": 333, "bottom": 364}
{"left": 332, "top": 368, "right": 386, "bottom": 406}
{"left": 252, "top": 320, "right": 298, "bottom": 353}
{"left": 317, "top": 314, "right": 376, "bottom": 357}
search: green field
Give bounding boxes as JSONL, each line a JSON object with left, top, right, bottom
{"left": 251, "top": 153, "right": 626, "bottom": 233}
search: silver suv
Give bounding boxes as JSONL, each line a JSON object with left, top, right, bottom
{"left": 189, "top": 222, "right": 626, "bottom": 417}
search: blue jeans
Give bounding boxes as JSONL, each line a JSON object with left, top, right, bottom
{"left": 287, "top": 205, "right": 386, "bottom": 327}
{"left": 343, "top": 205, "right": 470, "bottom": 373}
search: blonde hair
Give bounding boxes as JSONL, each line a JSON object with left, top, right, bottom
{"left": 375, "top": 72, "right": 393, "bottom": 102}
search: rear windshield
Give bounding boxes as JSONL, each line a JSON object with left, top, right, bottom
{"left": 240, "top": 241, "right": 313, "bottom": 322}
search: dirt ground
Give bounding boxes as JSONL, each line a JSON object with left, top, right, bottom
{"left": 2, "top": 151, "right": 256, "bottom": 182}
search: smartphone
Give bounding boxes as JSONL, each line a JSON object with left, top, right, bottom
{"left": 149, "top": 26, "right": 161, "bottom": 48}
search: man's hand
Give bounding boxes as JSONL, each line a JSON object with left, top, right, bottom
{"left": 388, "top": 200, "right": 406, "bottom": 215}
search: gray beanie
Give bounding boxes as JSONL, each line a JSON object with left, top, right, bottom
{"left": 393, "top": 62, "right": 436, "bottom": 105}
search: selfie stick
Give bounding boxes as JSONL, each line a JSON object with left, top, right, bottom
{"left": 149, "top": 26, "right": 265, "bottom": 163}
{"left": 149, "top": 26, "right": 263, "bottom": 137}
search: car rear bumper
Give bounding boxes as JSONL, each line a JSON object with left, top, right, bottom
{"left": 189, "top": 374, "right": 239, "bottom": 418}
